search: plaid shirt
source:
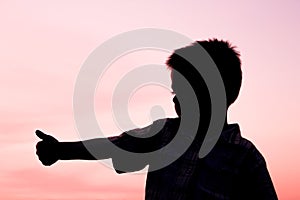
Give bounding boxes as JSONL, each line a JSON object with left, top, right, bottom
{"left": 109, "top": 118, "right": 278, "bottom": 200}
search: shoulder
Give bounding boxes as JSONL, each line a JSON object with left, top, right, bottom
{"left": 236, "top": 136, "right": 267, "bottom": 171}
{"left": 217, "top": 125, "right": 267, "bottom": 170}
{"left": 225, "top": 125, "right": 267, "bottom": 167}
{"left": 109, "top": 118, "right": 177, "bottom": 140}
{"left": 129, "top": 118, "right": 176, "bottom": 137}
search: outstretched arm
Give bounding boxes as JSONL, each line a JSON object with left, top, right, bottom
{"left": 36, "top": 119, "right": 166, "bottom": 167}
{"left": 36, "top": 130, "right": 111, "bottom": 166}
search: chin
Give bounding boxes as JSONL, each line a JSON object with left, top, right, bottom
{"left": 175, "top": 106, "right": 181, "bottom": 117}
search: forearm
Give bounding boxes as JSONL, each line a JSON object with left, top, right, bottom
{"left": 58, "top": 138, "right": 112, "bottom": 160}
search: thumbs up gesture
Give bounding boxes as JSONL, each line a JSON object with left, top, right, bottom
{"left": 36, "top": 130, "right": 60, "bottom": 166}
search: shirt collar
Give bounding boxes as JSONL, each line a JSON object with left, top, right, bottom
{"left": 220, "top": 123, "right": 241, "bottom": 144}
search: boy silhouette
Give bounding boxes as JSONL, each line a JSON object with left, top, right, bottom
{"left": 36, "top": 39, "right": 278, "bottom": 199}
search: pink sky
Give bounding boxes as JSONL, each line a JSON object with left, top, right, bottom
{"left": 1, "top": 0, "right": 300, "bottom": 199}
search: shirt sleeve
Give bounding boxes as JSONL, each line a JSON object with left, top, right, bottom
{"left": 239, "top": 146, "right": 278, "bottom": 200}
{"left": 108, "top": 119, "right": 167, "bottom": 173}
{"left": 252, "top": 161, "right": 278, "bottom": 200}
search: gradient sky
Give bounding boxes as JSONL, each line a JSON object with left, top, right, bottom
{"left": 1, "top": 0, "right": 300, "bottom": 199}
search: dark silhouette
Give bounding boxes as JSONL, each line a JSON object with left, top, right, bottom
{"left": 36, "top": 39, "right": 278, "bottom": 199}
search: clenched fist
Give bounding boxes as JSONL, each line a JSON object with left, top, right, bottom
{"left": 36, "top": 130, "right": 60, "bottom": 166}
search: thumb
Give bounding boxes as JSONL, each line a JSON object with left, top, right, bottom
{"left": 36, "top": 130, "right": 54, "bottom": 141}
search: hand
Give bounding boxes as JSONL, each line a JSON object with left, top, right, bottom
{"left": 36, "top": 130, "right": 60, "bottom": 166}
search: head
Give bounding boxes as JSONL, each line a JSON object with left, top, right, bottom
{"left": 167, "top": 39, "right": 242, "bottom": 117}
